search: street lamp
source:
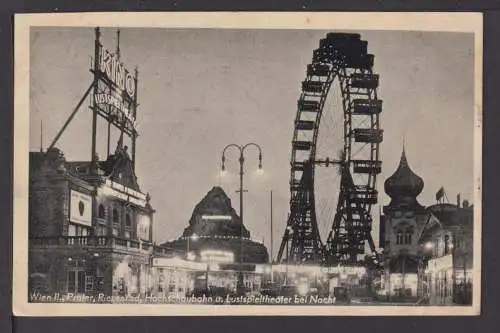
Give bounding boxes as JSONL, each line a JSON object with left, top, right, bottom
{"left": 285, "top": 225, "right": 293, "bottom": 284}
{"left": 221, "top": 143, "right": 263, "bottom": 295}
{"left": 186, "top": 233, "right": 199, "bottom": 260}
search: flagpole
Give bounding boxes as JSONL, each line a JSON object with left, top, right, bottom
{"left": 40, "top": 120, "right": 43, "bottom": 153}
{"left": 270, "top": 190, "right": 273, "bottom": 283}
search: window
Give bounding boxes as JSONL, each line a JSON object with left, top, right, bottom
{"left": 396, "top": 230, "right": 403, "bottom": 245}
{"left": 67, "top": 270, "right": 86, "bottom": 294}
{"left": 138, "top": 215, "right": 150, "bottom": 241}
{"left": 98, "top": 204, "right": 105, "bottom": 219}
{"left": 68, "top": 224, "right": 77, "bottom": 237}
{"left": 113, "top": 208, "right": 119, "bottom": 223}
{"left": 435, "top": 237, "right": 440, "bottom": 256}
{"left": 68, "top": 223, "right": 90, "bottom": 237}
{"left": 445, "top": 235, "right": 451, "bottom": 254}
{"left": 404, "top": 230, "right": 413, "bottom": 245}
{"left": 97, "top": 225, "right": 107, "bottom": 236}
{"left": 67, "top": 270, "right": 76, "bottom": 293}
{"left": 126, "top": 214, "right": 131, "bottom": 227}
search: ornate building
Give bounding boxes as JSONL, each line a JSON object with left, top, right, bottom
{"left": 380, "top": 147, "right": 474, "bottom": 304}
{"left": 381, "top": 148, "right": 428, "bottom": 300}
{"left": 29, "top": 143, "right": 155, "bottom": 300}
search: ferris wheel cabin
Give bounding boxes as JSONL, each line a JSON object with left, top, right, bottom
{"left": 297, "top": 100, "right": 320, "bottom": 112}
{"left": 352, "top": 99, "right": 383, "bottom": 115}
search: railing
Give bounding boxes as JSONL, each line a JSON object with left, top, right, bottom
{"left": 30, "top": 236, "right": 153, "bottom": 252}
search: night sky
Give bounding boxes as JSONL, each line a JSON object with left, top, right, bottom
{"left": 29, "top": 27, "right": 475, "bottom": 257}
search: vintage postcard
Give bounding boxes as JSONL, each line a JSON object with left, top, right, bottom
{"left": 13, "top": 12, "right": 482, "bottom": 316}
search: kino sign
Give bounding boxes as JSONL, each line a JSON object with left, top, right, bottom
{"left": 95, "top": 92, "right": 137, "bottom": 129}
{"left": 98, "top": 46, "right": 136, "bottom": 99}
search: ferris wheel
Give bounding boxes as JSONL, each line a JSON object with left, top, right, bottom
{"left": 277, "top": 33, "right": 383, "bottom": 266}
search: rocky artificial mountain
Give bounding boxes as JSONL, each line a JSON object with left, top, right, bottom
{"left": 160, "top": 186, "right": 269, "bottom": 263}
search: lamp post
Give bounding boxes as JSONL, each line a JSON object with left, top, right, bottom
{"left": 186, "top": 233, "right": 199, "bottom": 260}
{"left": 270, "top": 190, "right": 274, "bottom": 283}
{"left": 285, "top": 225, "right": 293, "bottom": 285}
{"left": 221, "top": 143, "right": 263, "bottom": 295}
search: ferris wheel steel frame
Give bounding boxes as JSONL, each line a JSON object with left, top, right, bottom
{"left": 277, "top": 33, "right": 383, "bottom": 267}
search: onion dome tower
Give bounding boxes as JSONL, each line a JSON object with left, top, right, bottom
{"left": 384, "top": 147, "right": 425, "bottom": 213}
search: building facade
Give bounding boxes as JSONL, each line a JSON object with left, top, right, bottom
{"left": 380, "top": 148, "right": 474, "bottom": 305}
{"left": 29, "top": 145, "right": 155, "bottom": 300}
{"left": 380, "top": 148, "right": 429, "bottom": 301}
{"left": 419, "top": 201, "right": 474, "bottom": 305}
{"left": 150, "top": 256, "right": 263, "bottom": 300}
{"left": 157, "top": 186, "right": 269, "bottom": 296}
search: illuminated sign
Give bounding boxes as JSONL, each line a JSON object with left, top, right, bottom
{"left": 93, "top": 42, "right": 138, "bottom": 132}
{"left": 322, "top": 266, "right": 366, "bottom": 275}
{"left": 98, "top": 181, "right": 147, "bottom": 208}
{"left": 69, "top": 190, "right": 92, "bottom": 227}
{"left": 104, "top": 179, "right": 146, "bottom": 201}
{"left": 271, "top": 264, "right": 366, "bottom": 276}
{"left": 200, "top": 250, "right": 234, "bottom": 263}
{"left": 201, "top": 215, "right": 232, "bottom": 221}
{"left": 98, "top": 46, "right": 136, "bottom": 98}
{"left": 153, "top": 257, "right": 207, "bottom": 271}
{"left": 137, "top": 214, "right": 151, "bottom": 240}
{"left": 95, "top": 93, "right": 137, "bottom": 128}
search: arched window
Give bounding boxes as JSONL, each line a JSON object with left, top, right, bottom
{"left": 396, "top": 230, "right": 403, "bottom": 245}
{"left": 98, "top": 204, "right": 105, "bottom": 219}
{"left": 112, "top": 208, "right": 119, "bottom": 223}
{"left": 404, "top": 229, "right": 413, "bottom": 245}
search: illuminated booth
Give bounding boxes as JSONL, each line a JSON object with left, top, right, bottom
{"left": 151, "top": 256, "right": 263, "bottom": 299}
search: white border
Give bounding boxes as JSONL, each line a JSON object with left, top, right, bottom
{"left": 13, "top": 12, "right": 483, "bottom": 316}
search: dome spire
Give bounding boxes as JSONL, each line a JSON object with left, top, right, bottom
{"left": 397, "top": 134, "right": 410, "bottom": 169}
{"left": 384, "top": 144, "right": 424, "bottom": 211}
{"left": 400, "top": 138, "right": 409, "bottom": 169}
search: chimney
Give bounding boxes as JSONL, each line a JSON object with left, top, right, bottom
{"left": 457, "top": 194, "right": 461, "bottom": 208}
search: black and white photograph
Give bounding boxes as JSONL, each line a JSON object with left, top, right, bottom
{"left": 13, "top": 12, "right": 482, "bottom": 316}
